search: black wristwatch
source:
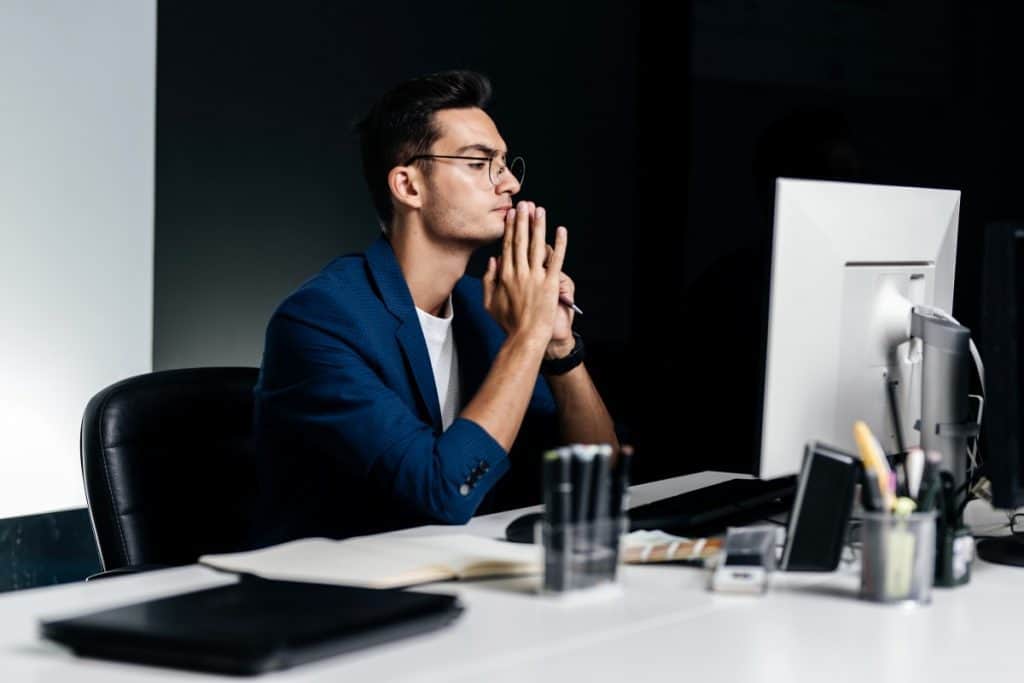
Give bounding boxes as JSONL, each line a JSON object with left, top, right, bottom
{"left": 541, "top": 331, "right": 585, "bottom": 376}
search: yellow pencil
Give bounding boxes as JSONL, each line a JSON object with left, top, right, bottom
{"left": 853, "top": 421, "right": 895, "bottom": 511}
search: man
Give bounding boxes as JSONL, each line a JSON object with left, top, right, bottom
{"left": 253, "top": 70, "right": 618, "bottom": 541}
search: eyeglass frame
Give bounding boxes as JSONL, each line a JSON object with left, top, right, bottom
{"left": 403, "top": 153, "right": 526, "bottom": 188}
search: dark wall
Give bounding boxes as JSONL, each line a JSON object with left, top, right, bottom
{"left": 636, "top": 1, "right": 1024, "bottom": 481}
{"left": 153, "top": 0, "right": 1024, "bottom": 485}
{"left": 154, "top": 1, "right": 638, "bottom": 371}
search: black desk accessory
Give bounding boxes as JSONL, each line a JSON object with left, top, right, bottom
{"left": 506, "top": 476, "right": 798, "bottom": 544}
{"left": 778, "top": 441, "right": 858, "bottom": 571}
{"left": 40, "top": 576, "right": 463, "bottom": 676}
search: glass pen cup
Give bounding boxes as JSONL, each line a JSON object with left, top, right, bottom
{"left": 859, "top": 510, "right": 937, "bottom": 605}
{"left": 536, "top": 516, "right": 626, "bottom": 593}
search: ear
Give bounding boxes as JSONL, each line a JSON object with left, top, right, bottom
{"left": 388, "top": 165, "right": 424, "bottom": 211}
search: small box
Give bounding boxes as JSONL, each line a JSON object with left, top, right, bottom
{"left": 710, "top": 525, "right": 776, "bottom": 594}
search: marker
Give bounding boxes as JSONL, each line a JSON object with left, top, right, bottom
{"left": 893, "top": 496, "right": 917, "bottom": 516}
{"left": 906, "top": 448, "right": 925, "bottom": 499}
{"left": 543, "top": 448, "right": 572, "bottom": 591}
{"left": 861, "top": 467, "right": 884, "bottom": 511}
{"left": 610, "top": 445, "right": 633, "bottom": 519}
{"left": 543, "top": 448, "right": 572, "bottom": 528}
{"left": 589, "top": 444, "right": 614, "bottom": 568}
{"left": 570, "top": 445, "right": 596, "bottom": 526}
{"left": 591, "top": 444, "right": 613, "bottom": 522}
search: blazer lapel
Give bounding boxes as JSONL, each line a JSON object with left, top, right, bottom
{"left": 365, "top": 237, "right": 443, "bottom": 432}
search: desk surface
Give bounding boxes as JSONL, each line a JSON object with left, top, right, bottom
{"left": 1, "top": 471, "right": 1020, "bottom": 682}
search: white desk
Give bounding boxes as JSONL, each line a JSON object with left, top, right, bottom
{"left": 1, "top": 471, "right": 1020, "bottom": 682}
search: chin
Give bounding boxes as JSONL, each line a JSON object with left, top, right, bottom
{"left": 473, "top": 218, "right": 505, "bottom": 244}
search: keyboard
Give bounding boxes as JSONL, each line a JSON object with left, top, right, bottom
{"left": 504, "top": 476, "right": 798, "bottom": 544}
{"left": 626, "top": 475, "right": 797, "bottom": 538}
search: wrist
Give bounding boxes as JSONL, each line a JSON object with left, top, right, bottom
{"left": 545, "top": 338, "right": 576, "bottom": 360}
{"left": 506, "top": 330, "right": 550, "bottom": 357}
{"left": 540, "top": 332, "right": 585, "bottom": 376}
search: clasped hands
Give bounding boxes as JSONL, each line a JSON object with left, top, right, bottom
{"left": 483, "top": 201, "right": 576, "bottom": 360}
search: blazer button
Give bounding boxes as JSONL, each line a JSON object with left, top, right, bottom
{"left": 459, "top": 483, "right": 471, "bottom": 496}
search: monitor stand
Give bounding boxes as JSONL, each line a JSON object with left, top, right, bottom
{"left": 976, "top": 536, "right": 1024, "bottom": 567}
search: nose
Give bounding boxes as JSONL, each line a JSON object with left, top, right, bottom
{"left": 496, "top": 170, "right": 521, "bottom": 196}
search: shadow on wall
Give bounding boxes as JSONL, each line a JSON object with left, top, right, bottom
{"left": 644, "top": 108, "right": 868, "bottom": 480}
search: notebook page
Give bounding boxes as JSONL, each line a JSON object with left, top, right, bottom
{"left": 200, "top": 534, "right": 541, "bottom": 588}
{"left": 397, "top": 535, "right": 541, "bottom": 579}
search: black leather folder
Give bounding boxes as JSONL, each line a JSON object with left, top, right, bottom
{"left": 40, "top": 576, "right": 464, "bottom": 676}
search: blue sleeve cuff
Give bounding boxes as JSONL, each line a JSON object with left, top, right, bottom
{"left": 436, "top": 417, "right": 510, "bottom": 522}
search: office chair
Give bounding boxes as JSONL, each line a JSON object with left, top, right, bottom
{"left": 80, "top": 367, "right": 263, "bottom": 576}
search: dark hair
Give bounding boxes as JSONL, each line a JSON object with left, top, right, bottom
{"left": 356, "top": 70, "right": 493, "bottom": 232}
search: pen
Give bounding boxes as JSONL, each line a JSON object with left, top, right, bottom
{"left": 916, "top": 451, "right": 942, "bottom": 512}
{"left": 560, "top": 296, "right": 583, "bottom": 316}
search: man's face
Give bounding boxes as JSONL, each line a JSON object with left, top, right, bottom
{"left": 417, "top": 107, "right": 521, "bottom": 247}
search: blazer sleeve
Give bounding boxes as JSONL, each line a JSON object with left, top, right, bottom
{"left": 258, "top": 303, "right": 510, "bottom": 527}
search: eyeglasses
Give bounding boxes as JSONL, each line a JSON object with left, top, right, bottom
{"left": 404, "top": 153, "right": 526, "bottom": 188}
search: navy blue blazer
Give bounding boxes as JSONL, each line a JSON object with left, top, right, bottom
{"left": 253, "top": 236, "right": 558, "bottom": 540}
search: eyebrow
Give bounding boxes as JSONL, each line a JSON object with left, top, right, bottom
{"left": 454, "top": 144, "right": 507, "bottom": 157}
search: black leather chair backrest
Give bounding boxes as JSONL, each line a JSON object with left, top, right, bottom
{"left": 81, "top": 367, "right": 262, "bottom": 571}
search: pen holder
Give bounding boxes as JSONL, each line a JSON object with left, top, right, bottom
{"left": 859, "top": 511, "right": 937, "bottom": 605}
{"left": 537, "top": 516, "right": 625, "bottom": 593}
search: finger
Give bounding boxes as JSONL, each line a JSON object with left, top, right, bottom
{"left": 530, "top": 206, "right": 547, "bottom": 271}
{"left": 513, "top": 201, "right": 530, "bottom": 274}
{"left": 544, "top": 244, "right": 554, "bottom": 267}
{"left": 558, "top": 272, "right": 575, "bottom": 299}
{"left": 501, "top": 208, "right": 516, "bottom": 276}
{"left": 547, "top": 226, "right": 568, "bottom": 280}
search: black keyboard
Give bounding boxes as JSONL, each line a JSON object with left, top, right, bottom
{"left": 504, "top": 476, "right": 798, "bottom": 543}
{"left": 627, "top": 475, "right": 798, "bottom": 538}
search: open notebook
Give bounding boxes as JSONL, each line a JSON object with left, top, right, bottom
{"left": 199, "top": 535, "right": 542, "bottom": 589}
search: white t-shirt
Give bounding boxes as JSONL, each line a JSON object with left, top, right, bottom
{"left": 415, "top": 296, "right": 460, "bottom": 431}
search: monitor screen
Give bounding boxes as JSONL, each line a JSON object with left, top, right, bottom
{"left": 978, "top": 222, "right": 1024, "bottom": 510}
{"left": 758, "top": 179, "right": 961, "bottom": 478}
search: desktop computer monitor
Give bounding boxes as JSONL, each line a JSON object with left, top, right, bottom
{"left": 758, "top": 179, "right": 961, "bottom": 479}
{"left": 979, "top": 221, "right": 1024, "bottom": 510}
